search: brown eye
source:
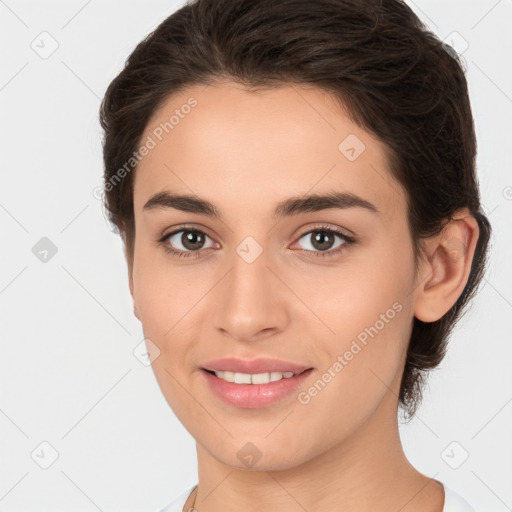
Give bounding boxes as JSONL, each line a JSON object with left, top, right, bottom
{"left": 295, "top": 225, "right": 355, "bottom": 258}
{"left": 160, "top": 228, "right": 215, "bottom": 258}
{"left": 304, "top": 230, "right": 338, "bottom": 251}
{"left": 178, "top": 230, "right": 207, "bottom": 251}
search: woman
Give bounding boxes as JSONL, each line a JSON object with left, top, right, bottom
{"left": 99, "top": 0, "right": 491, "bottom": 510}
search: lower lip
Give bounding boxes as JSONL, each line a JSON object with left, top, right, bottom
{"left": 201, "top": 368, "right": 314, "bottom": 408}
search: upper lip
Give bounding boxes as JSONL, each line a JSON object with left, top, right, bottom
{"left": 201, "top": 357, "right": 312, "bottom": 374}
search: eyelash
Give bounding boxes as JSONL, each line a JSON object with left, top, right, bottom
{"left": 158, "top": 224, "right": 356, "bottom": 260}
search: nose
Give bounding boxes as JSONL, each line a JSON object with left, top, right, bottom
{"left": 212, "top": 242, "right": 289, "bottom": 343}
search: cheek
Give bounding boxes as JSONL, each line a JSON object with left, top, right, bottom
{"left": 132, "top": 244, "right": 185, "bottom": 339}
{"left": 294, "top": 275, "right": 413, "bottom": 440}
{"left": 304, "top": 241, "right": 414, "bottom": 384}
{"left": 133, "top": 238, "right": 187, "bottom": 310}
{"left": 307, "top": 241, "right": 412, "bottom": 333}
{"left": 131, "top": 246, "right": 221, "bottom": 370}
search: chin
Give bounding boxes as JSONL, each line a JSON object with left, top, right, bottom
{"left": 202, "top": 437, "right": 312, "bottom": 472}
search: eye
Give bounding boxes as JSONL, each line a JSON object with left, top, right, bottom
{"left": 293, "top": 224, "right": 355, "bottom": 258}
{"left": 158, "top": 224, "right": 355, "bottom": 259}
{"left": 158, "top": 227, "right": 216, "bottom": 259}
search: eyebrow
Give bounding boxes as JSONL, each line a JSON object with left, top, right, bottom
{"left": 143, "top": 190, "right": 379, "bottom": 219}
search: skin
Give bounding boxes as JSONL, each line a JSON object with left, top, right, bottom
{"left": 127, "top": 81, "right": 479, "bottom": 512}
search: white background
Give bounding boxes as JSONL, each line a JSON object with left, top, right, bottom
{"left": 1, "top": 0, "right": 511, "bottom": 510}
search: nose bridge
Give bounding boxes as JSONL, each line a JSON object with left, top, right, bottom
{"left": 213, "top": 234, "right": 286, "bottom": 341}
{"left": 232, "top": 235, "right": 269, "bottom": 295}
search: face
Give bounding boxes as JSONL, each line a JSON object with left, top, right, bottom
{"left": 130, "top": 81, "right": 418, "bottom": 470}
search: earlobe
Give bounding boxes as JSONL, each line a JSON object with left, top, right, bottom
{"left": 133, "top": 303, "right": 141, "bottom": 321}
{"left": 414, "top": 210, "right": 480, "bottom": 323}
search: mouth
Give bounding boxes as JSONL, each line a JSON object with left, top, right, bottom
{"left": 200, "top": 367, "right": 314, "bottom": 408}
{"left": 202, "top": 368, "right": 309, "bottom": 384}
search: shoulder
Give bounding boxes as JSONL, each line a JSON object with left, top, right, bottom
{"left": 442, "top": 483, "right": 476, "bottom": 512}
{"left": 158, "top": 484, "right": 198, "bottom": 512}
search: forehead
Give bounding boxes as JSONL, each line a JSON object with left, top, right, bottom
{"left": 134, "top": 81, "right": 406, "bottom": 222}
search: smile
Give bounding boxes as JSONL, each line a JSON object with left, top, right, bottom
{"left": 209, "top": 369, "right": 304, "bottom": 384}
{"left": 201, "top": 368, "right": 314, "bottom": 408}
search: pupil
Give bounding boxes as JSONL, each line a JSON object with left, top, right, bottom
{"left": 183, "top": 231, "right": 204, "bottom": 250}
{"left": 313, "top": 231, "right": 333, "bottom": 251}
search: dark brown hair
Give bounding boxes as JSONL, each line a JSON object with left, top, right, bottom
{"left": 99, "top": 0, "right": 492, "bottom": 419}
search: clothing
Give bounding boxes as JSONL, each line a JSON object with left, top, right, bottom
{"left": 159, "top": 480, "right": 476, "bottom": 512}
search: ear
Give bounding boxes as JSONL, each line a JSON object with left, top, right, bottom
{"left": 413, "top": 208, "right": 480, "bottom": 323}
{"left": 124, "top": 240, "right": 141, "bottom": 322}
{"left": 128, "top": 270, "right": 141, "bottom": 322}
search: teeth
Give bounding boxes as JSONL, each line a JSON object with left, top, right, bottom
{"left": 213, "top": 370, "right": 299, "bottom": 384}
